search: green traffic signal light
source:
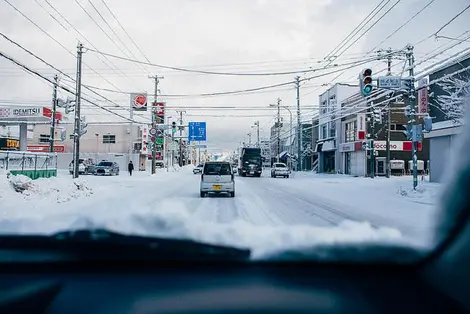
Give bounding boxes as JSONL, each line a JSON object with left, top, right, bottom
{"left": 362, "top": 68, "right": 373, "bottom": 96}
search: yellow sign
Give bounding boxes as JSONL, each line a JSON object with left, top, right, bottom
{"left": 0, "top": 138, "right": 20, "bottom": 150}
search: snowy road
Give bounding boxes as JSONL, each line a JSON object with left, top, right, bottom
{"left": 1, "top": 166, "right": 441, "bottom": 257}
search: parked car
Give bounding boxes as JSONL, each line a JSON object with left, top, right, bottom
{"left": 156, "top": 160, "right": 164, "bottom": 168}
{"left": 200, "top": 161, "right": 235, "bottom": 197}
{"left": 193, "top": 163, "right": 204, "bottom": 174}
{"left": 94, "top": 160, "right": 120, "bottom": 176}
{"left": 69, "top": 158, "right": 95, "bottom": 175}
{"left": 271, "top": 162, "right": 290, "bottom": 178}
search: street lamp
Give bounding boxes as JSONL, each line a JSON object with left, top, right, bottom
{"left": 269, "top": 104, "right": 293, "bottom": 167}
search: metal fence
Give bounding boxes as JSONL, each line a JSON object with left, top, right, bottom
{"left": 0, "top": 150, "right": 58, "bottom": 179}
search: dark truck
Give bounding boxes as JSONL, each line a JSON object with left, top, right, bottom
{"left": 238, "top": 147, "right": 262, "bottom": 177}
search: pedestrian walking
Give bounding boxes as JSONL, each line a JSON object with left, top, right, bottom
{"left": 128, "top": 160, "right": 134, "bottom": 176}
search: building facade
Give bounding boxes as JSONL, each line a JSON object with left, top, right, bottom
{"left": 316, "top": 83, "right": 358, "bottom": 173}
{"left": 425, "top": 56, "right": 469, "bottom": 182}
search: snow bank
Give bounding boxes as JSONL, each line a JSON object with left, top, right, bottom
{"left": 108, "top": 201, "right": 404, "bottom": 259}
{"left": 0, "top": 173, "right": 93, "bottom": 205}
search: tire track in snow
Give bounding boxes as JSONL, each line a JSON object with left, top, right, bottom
{"left": 234, "top": 177, "right": 285, "bottom": 226}
{"left": 261, "top": 185, "right": 380, "bottom": 228}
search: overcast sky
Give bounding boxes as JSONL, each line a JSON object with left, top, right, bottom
{"left": 0, "top": 0, "right": 469, "bottom": 151}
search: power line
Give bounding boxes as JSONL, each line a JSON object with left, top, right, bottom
{"left": 3, "top": 0, "right": 129, "bottom": 91}
{"left": 414, "top": 3, "right": 470, "bottom": 46}
{"left": 84, "top": 0, "right": 148, "bottom": 75}
{"left": 367, "top": 0, "right": 436, "bottom": 52}
{"left": 300, "top": 0, "right": 402, "bottom": 98}
{"left": 85, "top": 47, "right": 342, "bottom": 76}
{"left": 41, "top": 0, "right": 129, "bottom": 79}
{"left": 0, "top": 31, "right": 142, "bottom": 118}
{"left": 0, "top": 50, "right": 145, "bottom": 124}
{"left": 100, "top": 0, "right": 152, "bottom": 63}
{"left": 78, "top": 56, "right": 378, "bottom": 98}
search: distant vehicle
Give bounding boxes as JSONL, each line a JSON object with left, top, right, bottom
{"left": 156, "top": 160, "right": 164, "bottom": 168}
{"left": 200, "top": 161, "right": 235, "bottom": 198}
{"left": 271, "top": 162, "right": 290, "bottom": 178}
{"left": 94, "top": 161, "right": 120, "bottom": 176}
{"left": 69, "top": 158, "right": 95, "bottom": 175}
{"left": 238, "top": 147, "right": 262, "bottom": 177}
{"left": 193, "top": 163, "right": 204, "bottom": 174}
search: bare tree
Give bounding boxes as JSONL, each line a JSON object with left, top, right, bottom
{"left": 435, "top": 74, "right": 470, "bottom": 120}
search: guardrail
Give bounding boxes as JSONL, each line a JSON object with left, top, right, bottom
{"left": 0, "top": 150, "right": 58, "bottom": 179}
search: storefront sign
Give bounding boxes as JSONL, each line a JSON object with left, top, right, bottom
{"left": 0, "top": 138, "right": 20, "bottom": 150}
{"left": 27, "top": 145, "right": 66, "bottom": 153}
{"left": 373, "top": 141, "right": 422, "bottom": 151}
{"left": 0, "top": 107, "right": 62, "bottom": 120}
{"left": 339, "top": 143, "right": 355, "bottom": 152}
{"left": 417, "top": 78, "right": 428, "bottom": 114}
{"left": 356, "top": 114, "right": 366, "bottom": 140}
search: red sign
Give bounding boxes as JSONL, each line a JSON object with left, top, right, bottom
{"left": 134, "top": 95, "right": 147, "bottom": 107}
{"left": 42, "top": 107, "right": 62, "bottom": 121}
{"left": 152, "top": 102, "right": 165, "bottom": 115}
{"left": 27, "top": 145, "right": 66, "bottom": 153}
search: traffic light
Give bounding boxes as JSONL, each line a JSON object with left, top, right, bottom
{"left": 171, "top": 121, "right": 176, "bottom": 133}
{"left": 361, "top": 68, "right": 373, "bottom": 96}
{"left": 373, "top": 108, "right": 382, "bottom": 124}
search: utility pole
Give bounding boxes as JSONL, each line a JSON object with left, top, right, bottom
{"left": 72, "top": 43, "right": 83, "bottom": 179}
{"left": 276, "top": 97, "right": 281, "bottom": 163}
{"left": 176, "top": 110, "right": 186, "bottom": 166}
{"left": 370, "top": 101, "right": 375, "bottom": 179}
{"left": 386, "top": 48, "right": 392, "bottom": 178}
{"left": 148, "top": 74, "right": 164, "bottom": 174}
{"left": 406, "top": 45, "right": 418, "bottom": 189}
{"left": 247, "top": 132, "right": 252, "bottom": 145}
{"left": 49, "top": 74, "right": 58, "bottom": 153}
{"left": 255, "top": 121, "right": 260, "bottom": 147}
{"left": 295, "top": 76, "right": 302, "bottom": 171}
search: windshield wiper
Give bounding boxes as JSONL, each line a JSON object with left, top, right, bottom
{"left": 0, "top": 228, "right": 251, "bottom": 262}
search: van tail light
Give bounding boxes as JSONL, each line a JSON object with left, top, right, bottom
{"left": 201, "top": 174, "right": 204, "bottom": 181}
{"left": 231, "top": 173, "right": 234, "bottom": 181}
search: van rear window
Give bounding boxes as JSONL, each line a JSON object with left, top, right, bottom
{"left": 204, "top": 163, "right": 231, "bottom": 175}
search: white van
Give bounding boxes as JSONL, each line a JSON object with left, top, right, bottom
{"left": 200, "top": 161, "right": 235, "bottom": 198}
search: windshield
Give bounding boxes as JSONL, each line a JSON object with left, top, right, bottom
{"left": 98, "top": 162, "right": 113, "bottom": 167}
{"left": 0, "top": 1, "right": 468, "bottom": 264}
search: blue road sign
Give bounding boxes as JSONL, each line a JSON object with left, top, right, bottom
{"left": 188, "top": 122, "right": 206, "bottom": 141}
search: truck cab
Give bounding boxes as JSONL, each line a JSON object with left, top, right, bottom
{"left": 238, "top": 147, "right": 262, "bottom": 177}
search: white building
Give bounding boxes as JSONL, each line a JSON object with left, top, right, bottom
{"left": 27, "top": 123, "right": 151, "bottom": 170}
{"left": 316, "top": 83, "right": 358, "bottom": 173}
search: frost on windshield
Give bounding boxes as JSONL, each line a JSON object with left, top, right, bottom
{"left": 433, "top": 94, "right": 470, "bottom": 246}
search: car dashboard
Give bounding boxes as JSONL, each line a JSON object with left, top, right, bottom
{"left": 0, "top": 261, "right": 466, "bottom": 314}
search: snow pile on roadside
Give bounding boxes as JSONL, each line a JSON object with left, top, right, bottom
{"left": 3, "top": 174, "right": 93, "bottom": 204}
{"left": 0, "top": 170, "right": 13, "bottom": 199}
{"left": 98, "top": 201, "right": 404, "bottom": 259}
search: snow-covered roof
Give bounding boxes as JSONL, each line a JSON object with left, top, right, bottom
{"left": 424, "top": 119, "right": 463, "bottom": 138}
{"left": 432, "top": 119, "right": 463, "bottom": 131}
